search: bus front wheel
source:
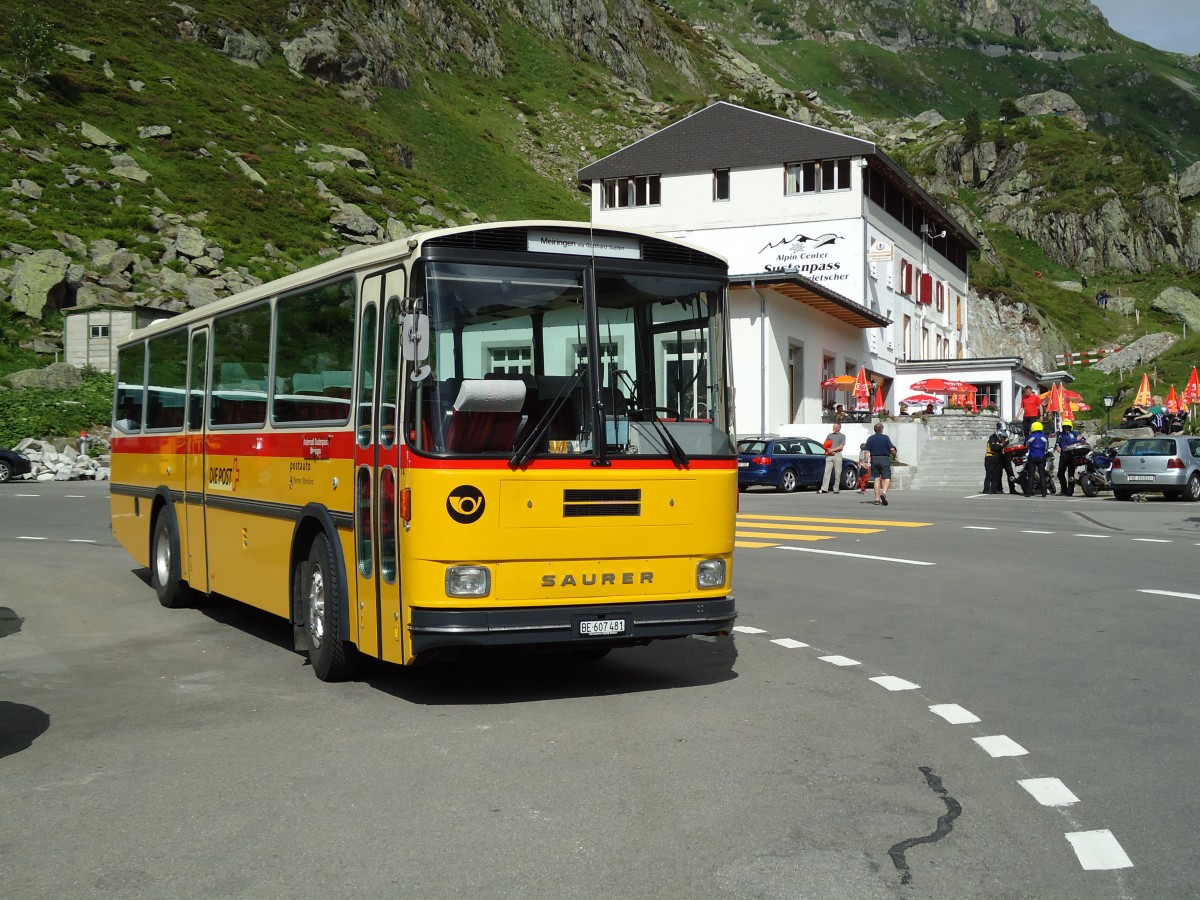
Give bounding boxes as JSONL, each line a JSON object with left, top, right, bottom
{"left": 151, "top": 510, "right": 188, "bottom": 609}
{"left": 302, "top": 533, "right": 356, "bottom": 682}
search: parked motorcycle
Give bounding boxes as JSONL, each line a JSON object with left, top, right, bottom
{"left": 1007, "top": 444, "right": 1057, "bottom": 496}
{"left": 1078, "top": 446, "right": 1118, "bottom": 497}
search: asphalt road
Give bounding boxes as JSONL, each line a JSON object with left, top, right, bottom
{"left": 1, "top": 481, "right": 1197, "bottom": 898}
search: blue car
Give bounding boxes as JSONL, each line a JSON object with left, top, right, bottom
{"left": 737, "top": 435, "right": 861, "bottom": 493}
{"left": 0, "top": 447, "right": 33, "bottom": 483}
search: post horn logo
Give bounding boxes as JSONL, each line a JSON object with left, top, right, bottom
{"left": 447, "top": 485, "right": 485, "bottom": 524}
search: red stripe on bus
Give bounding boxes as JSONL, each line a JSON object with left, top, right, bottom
{"left": 111, "top": 433, "right": 734, "bottom": 470}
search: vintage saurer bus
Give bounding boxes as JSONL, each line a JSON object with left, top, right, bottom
{"left": 110, "top": 221, "right": 738, "bottom": 679}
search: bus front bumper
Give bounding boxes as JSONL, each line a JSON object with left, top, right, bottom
{"left": 409, "top": 597, "right": 736, "bottom": 655}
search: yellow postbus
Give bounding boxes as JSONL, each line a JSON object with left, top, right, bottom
{"left": 110, "top": 221, "right": 737, "bottom": 680}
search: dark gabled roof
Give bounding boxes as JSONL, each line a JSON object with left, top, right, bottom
{"left": 579, "top": 102, "right": 875, "bottom": 180}
{"left": 578, "top": 102, "right": 979, "bottom": 252}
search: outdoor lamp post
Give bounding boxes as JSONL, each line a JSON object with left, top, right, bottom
{"left": 1103, "top": 394, "right": 1115, "bottom": 433}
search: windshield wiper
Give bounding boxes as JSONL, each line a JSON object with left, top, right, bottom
{"left": 631, "top": 406, "right": 689, "bottom": 468}
{"left": 510, "top": 366, "right": 584, "bottom": 468}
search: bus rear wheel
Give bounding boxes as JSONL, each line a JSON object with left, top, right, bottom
{"left": 302, "top": 533, "right": 356, "bottom": 682}
{"left": 151, "top": 510, "right": 188, "bottom": 609}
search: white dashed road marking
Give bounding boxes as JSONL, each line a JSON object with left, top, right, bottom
{"left": 780, "top": 546, "right": 935, "bottom": 566}
{"left": 973, "top": 735, "right": 1028, "bottom": 757}
{"left": 741, "top": 623, "right": 1134, "bottom": 876}
{"left": 1138, "top": 589, "right": 1200, "bottom": 601}
{"left": 1073, "top": 534, "right": 1110, "bottom": 539}
{"left": 16, "top": 536, "right": 47, "bottom": 541}
{"left": 963, "top": 526, "right": 996, "bottom": 530}
{"left": 929, "top": 703, "right": 981, "bottom": 724}
{"left": 870, "top": 675, "right": 919, "bottom": 691}
{"left": 1019, "top": 778, "right": 1080, "bottom": 807}
{"left": 1065, "top": 830, "right": 1133, "bottom": 870}
{"left": 1131, "top": 538, "right": 1171, "bottom": 543}
{"left": 1021, "top": 530, "right": 1055, "bottom": 534}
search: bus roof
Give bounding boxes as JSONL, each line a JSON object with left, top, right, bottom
{"left": 123, "top": 219, "right": 728, "bottom": 345}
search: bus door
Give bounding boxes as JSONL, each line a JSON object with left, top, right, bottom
{"left": 353, "top": 268, "right": 407, "bottom": 663}
{"left": 183, "top": 328, "right": 210, "bottom": 593}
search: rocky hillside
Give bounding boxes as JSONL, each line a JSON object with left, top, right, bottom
{"left": 1, "top": 0, "right": 1199, "bottom": 382}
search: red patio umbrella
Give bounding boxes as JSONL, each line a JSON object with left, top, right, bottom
{"left": 900, "top": 394, "right": 944, "bottom": 409}
{"left": 1039, "top": 387, "right": 1085, "bottom": 403}
{"left": 911, "top": 377, "right": 978, "bottom": 394}
{"left": 1044, "top": 383, "right": 1064, "bottom": 413}
{"left": 1166, "top": 385, "right": 1180, "bottom": 414}
{"left": 1133, "top": 373, "right": 1152, "bottom": 408}
{"left": 873, "top": 384, "right": 886, "bottom": 414}
{"left": 852, "top": 367, "right": 871, "bottom": 411}
{"left": 1182, "top": 367, "right": 1200, "bottom": 405}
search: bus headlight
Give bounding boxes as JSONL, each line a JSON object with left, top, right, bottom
{"left": 696, "top": 558, "right": 726, "bottom": 589}
{"left": 445, "top": 566, "right": 491, "bottom": 598}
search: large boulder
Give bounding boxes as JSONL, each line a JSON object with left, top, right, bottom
{"left": 1014, "top": 90, "right": 1087, "bottom": 130}
{"left": 6, "top": 362, "right": 83, "bottom": 391}
{"left": 7, "top": 249, "right": 71, "bottom": 319}
{"left": 1151, "top": 286, "right": 1200, "bottom": 333}
{"left": 1179, "top": 161, "right": 1200, "bottom": 202}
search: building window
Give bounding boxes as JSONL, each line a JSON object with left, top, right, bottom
{"left": 785, "top": 158, "right": 852, "bottom": 195}
{"left": 713, "top": 169, "right": 730, "bottom": 201}
{"left": 90, "top": 325, "right": 110, "bottom": 339}
{"left": 489, "top": 345, "right": 533, "bottom": 374}
{"left": 601, "top": 175, "right": 661, "bottom": 209}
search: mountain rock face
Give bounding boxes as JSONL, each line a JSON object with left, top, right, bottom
{"left": 967, "top": 290, "right": 1071, "bottom": 372}
{"left": 0, "top": 0, "right": 1197, "bottom": 372}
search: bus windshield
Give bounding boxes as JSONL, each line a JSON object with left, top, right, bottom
{"left": 406, "top": 260, "right": 734, "bottom": 460}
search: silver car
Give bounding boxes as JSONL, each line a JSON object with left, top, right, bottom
{"left": 1111, "top": 435, "right": 1200, "bottom": 501}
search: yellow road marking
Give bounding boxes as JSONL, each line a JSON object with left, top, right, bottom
{"left": 735, "top": 540, "right": 783, "bottom": 548}
{"left": 738, "top": 513, "right": 933, "bottom": 528}
{"left": 735, "top": 531, "right": 837, "bottom": 541}
{"left": 736, "top": 523, "right": 883, "bottom": 535}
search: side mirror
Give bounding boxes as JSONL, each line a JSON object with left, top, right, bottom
{"left": 401, "top": 304, "right": 430, "bottom": 381}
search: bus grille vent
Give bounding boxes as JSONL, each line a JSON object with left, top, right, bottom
{"left": 562, "top": 488, "right": 641, "bottom": 518}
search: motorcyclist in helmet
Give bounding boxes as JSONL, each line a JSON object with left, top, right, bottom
{"left": 1055, "top": 419, "right": 1082, "bottom": 496}
{"left": 1025, "top": 421, "right": 1049, "bottom": 497}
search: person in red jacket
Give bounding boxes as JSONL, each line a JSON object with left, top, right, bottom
{"left": 1019, "top": 386, "right": 1042, "bottom": 435}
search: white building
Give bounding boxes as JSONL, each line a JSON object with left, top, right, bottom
{"left": 577, "top": 102, "right": 982, "bottom": 433}
{"left": 63, "top": 304, "right": 175, "bottom": 373}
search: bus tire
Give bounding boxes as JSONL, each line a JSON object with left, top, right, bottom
{"left": 301, "top": 533, "right": 356, "bottom": 682}
{"left": 151, "top": 509, "right": 188, "bottom": 609}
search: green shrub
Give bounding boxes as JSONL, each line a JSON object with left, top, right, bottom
{"left": 0, "top": 369, "right": 115, "bottom": 447}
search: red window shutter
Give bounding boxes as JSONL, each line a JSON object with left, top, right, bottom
{"left": 901, "top": 260, "right": 912, "bottom": 295}
{"left": 919, "top": 273, "right": 933, "bottom": 304}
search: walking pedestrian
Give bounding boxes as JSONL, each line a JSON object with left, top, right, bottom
{"left": 1019, "top": 385, "right": 1042, "bottom": 435}
{"left": 820, "top": 422, "right": 846, "bottom": 493}
{"left": 1025, "top": 422, "right": 1049, "bottom": 497}
{"left": 856, "top": 443, "right": 870, "bottom": 494}
{"left": 864, "top": 422, "right": 897, "bottom": 506}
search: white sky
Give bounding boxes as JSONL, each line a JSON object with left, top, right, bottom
{"left": 1091, "top": 0, "right": 1200, "bottom": 55}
